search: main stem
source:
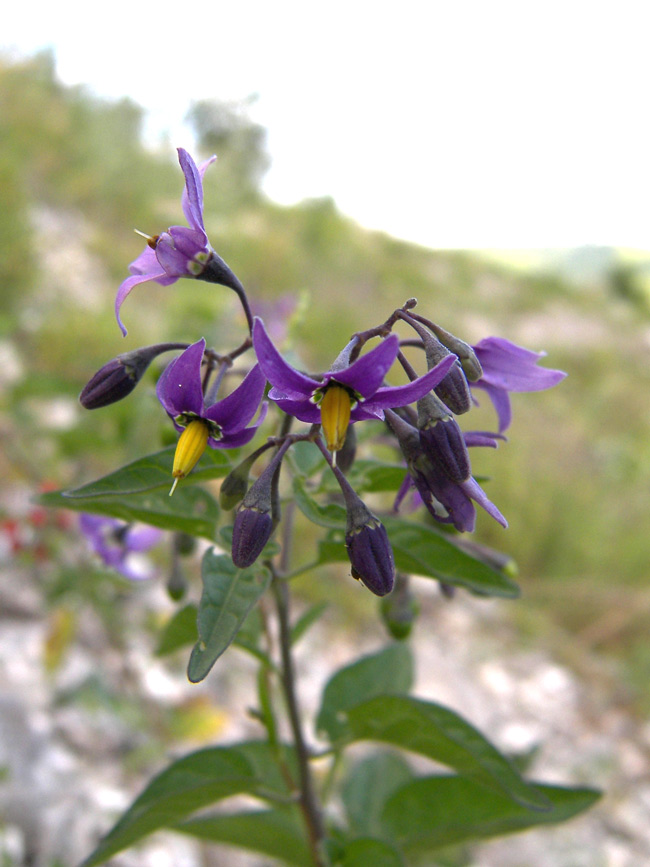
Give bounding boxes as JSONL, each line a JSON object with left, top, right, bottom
{"left": 272, "top": 577, "right": 328, "bottom": 867}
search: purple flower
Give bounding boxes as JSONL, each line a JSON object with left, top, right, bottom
{"left": 252, "top": 317, "right": 456, "bottom": 453}
{"left": 472, "top": 337, "right": 567, "bottom": 433}
{"left": 80, "top": 514, "right": 162, "bottom": 581}
{"left": 157, "top": 339, "right": 267, "bottom": 446}
{"left": 115, "top": 148, "right": 242, "bottom": 336}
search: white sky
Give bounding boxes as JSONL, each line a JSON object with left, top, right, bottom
{"left": 3, "top": 0, "right": 649, "bottom": 250}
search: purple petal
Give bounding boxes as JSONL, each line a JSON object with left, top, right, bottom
{"left": 168, "top": 225, "right": 208, "bottom": 257}
{"left": 367, "top": 354, "right": 457, "bottom": 410}
{"left": 156, "top": 339, "right": 206, "bottom": 418}
{"left": 473, "top": 381, "right": 512, "bottom": 433}
{"left": 204, "top": 364, "right": 267, "bottom": 430}
{"left": 269, "top": 396, "right": 323, "bottom": 424}
{"left": 253, "top": 318, "right": 321, "bottom": 397}
{"left": 115, "top": 267, "right": 171, "bottom": 336}
{"left": 216, "top": 405, "right": 268, "bottom": 448}
{"left": 464, "top": 430, "right": 505, "bottom": 449}
{"left": 178, "top": 148, "right": 214, "bottom": 232}
{"left": 461, "top": 477, "right": 508, "bottom": 528}
{"left": 473, "top": 337, "right": 567, "bottom": 392}
{"left": 124, "top": 524, "right": 163, "bottom": 552}
{"left": 328, "top": 335, "right": 400, "bottom": 397}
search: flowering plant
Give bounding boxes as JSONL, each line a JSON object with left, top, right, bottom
{"left": 44, "top": 149, "right": 598, "bottom": 866}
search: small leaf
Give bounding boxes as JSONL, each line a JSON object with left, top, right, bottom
{"left": 42, "top": 486, "right": 220, "bottom": 539}
{"left": 292, "top": 476, "right": 347, "bottom": 528}
{"left": 339, "top": 837, "right": 405, "bottom": 866}
{"left": 347, "top": 460, "right": 411, "bottom": 493}
{"left": 187, "top": 550, "right": 271, "bottom": 683}
{"left": 383, "top": 517, "right": 519, "bottom": 598}
{"left": 344, "top": 695, "right": 549, "bottom": 810}
{"left": 176, "top": 808, "right": 311, "bottom": 867}
{"left": 42, "top": 447, "right": 235, "bottom": 499}
{"left": 80, "top": 747, "right": 257, "bottom": 867}
{"left": 155, "top": 604, "right": 198, "bottom": 656}
{"left": 342, "top": 753, "right": 414, "bottom": 837}
{"left": 316, "top": 645, "right": 414, "bottom": 743}
{"left": 380, "top": 775, "right": 601, "bottom": 852}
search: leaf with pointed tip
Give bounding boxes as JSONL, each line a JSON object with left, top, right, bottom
{"left": 316, "top": 644, "right": 414, "bottom": 743}
{"left": 187, "top": 550, "right": 271, "bottom": 683}
{"left": 380, "top": 775, "right": 600, "bottom": 852}
{"left": 342, "top": 695, "right": 550, "bottom": 810}
{"left": 80, "top": 747, "right": 257, "bottom": 867}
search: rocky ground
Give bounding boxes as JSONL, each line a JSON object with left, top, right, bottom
{"left": 1, "top": 534, "right": 649, "bottom": 867}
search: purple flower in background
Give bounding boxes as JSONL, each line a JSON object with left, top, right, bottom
{"left": 80, "top": 514, "right": 162, "bottom": 581}
{"left": 252, "top": 317, "right": 456, "bottom": 453}
{"left": 115, "top": 148, "right": 243, "bottom": 336}
{"left": 472, "top": 337, "right": 567, "bottom": 433}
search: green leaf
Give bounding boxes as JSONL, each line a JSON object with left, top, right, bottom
{"left": 288, "top": 439, "right": 326, "bottom": 477}
{"left": 383, "top": 517, "right": 519, "bottom": 598}
{"left": 292, "top": 476, "right": 347, "bottom": 528}
{"left": 187, "top": 550, "right": 271, "bottom": 683}
{"left": 347, "top": 460, "right": 410, "bottom": 493}
{"left": 155, "top": 604, "right": 198, "bottom": 657}
{"left": 42, "top": 485, "right": 220, "bottom": 539}
{"left": 230, "top": 740, "right": 298, "bottom": 799}
{"left": 291, "top": 601, "right": 330, "bottom": 645}
{"left": 343, "top": 695, "right": 550, "bottom": 811}
{"left": 316, "top": 645, "right": 414, "bottom": 743}
{"left": 43, "top": 446, "right": 235, "bottom": 499}
{"left": 339, "top": 837, "right": 405, "bottom": 866}
{"left": 342, "top": 753, "right": 414, "bottom": 837}
{"left": 176, "top": 808, "right": 311, "bottom": 867}
{"left": 380, "top": 775, "right": 601, "bottom": 852}
{"left": 80, "top": 747, "right": 258, "bottom": 867}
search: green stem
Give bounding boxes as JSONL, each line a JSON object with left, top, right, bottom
{"left": 272, "top": 575, "right": 329, "bottom": 867}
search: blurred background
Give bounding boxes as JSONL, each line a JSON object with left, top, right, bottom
{"left": 1, "top": 2, "right": 650, "bottom": 864}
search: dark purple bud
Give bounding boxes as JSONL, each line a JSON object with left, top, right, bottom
{"left": 427, "top": 322, "right": 483, "bottom": 382}
{"left": 201, "top": 250, "right": 245, "bottom": 294}
{"left": 415, "top": 324, "right": 472, "bottom": 416}
{"left": 80, "top": 343, "right": 187, "bottom": 409}
{"left": 346, "top": 512, "right": 395, "bottom": 597}
{"left": 380, "top": 572, "right": 419, "bottom": 638}
{"left": 327, "top": 453, "right": 395, "bottom": 596}
{"left": 232, "top": 506, "right": 274, "bottom": 568}
{"left": 417, "top": 394, "right": 471, "bottom": 483}
{"left": 231, "top": 441, "right": 290, "bottom": 568}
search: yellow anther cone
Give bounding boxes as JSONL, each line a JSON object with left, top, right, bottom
{"left": 170, "top": 419, "right": 209, "bottom": 496}
{"left": 320, "top": 385, "right": 352, "bottom": 453}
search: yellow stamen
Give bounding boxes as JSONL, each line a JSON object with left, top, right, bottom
{"left": 320, "top": 385, "right": 352, "bottom": 453}
{"left": 170, "top": 419, "right": 209, "bottom": 496}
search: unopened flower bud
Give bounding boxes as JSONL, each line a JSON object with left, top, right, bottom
{"left": 427, "top": 322, "right": 483, "bottom": 382}
{"left": 332, "top": 465, "right": 395, "bottom": 596}
{"left": 80, "top": 343, "right": 187, "bottom": 409}
{"left": 231, "top": 441, "right": 290, "bottom": 568}
{"left": 415, "top": 324, "right": 472, "bottom": 415}
{"left": 417, "top": 394, "right": 471, "bottom": 483}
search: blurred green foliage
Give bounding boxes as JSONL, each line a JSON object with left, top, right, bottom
{"left": 2, "top": 50, "right": 649, "bottom": 673}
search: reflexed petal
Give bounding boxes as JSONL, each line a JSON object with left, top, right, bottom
{"left": 473, "top": 337, "right": 567, "bottom": 392}
{"left": 269, "top": 397, "right": 322, "bottom": 423}
{"left": 156, "top": 339, "right": 206, "bottom": 418}
{"left": 216, "top": 407, "right": 268, "bottom": 448}
{"left": 367, "top": 354, "right": 457, "bottom": 409}
{"left": 473, "top": 381, "right": 512, "bottom": 433}
{"left": 115, "top": 268, "right": 170, "bottom": 336}
{"left": 461, "top": 477, "right": 508, "bottom": 528}
{"left": 253, "top": 318, "right": 321, "bottom": 397}
{"left": 178, "top": 148, "right": 214, "bottom": 231}
{"left": 329, "top": 335, "right": 400, "bottom": 397}
{"left": 204, "top": 364, "right": 267, "bottom": 430}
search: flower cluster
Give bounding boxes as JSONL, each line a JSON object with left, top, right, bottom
{"left": 80, "top": 149, "right": 566, "bottom": 596}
